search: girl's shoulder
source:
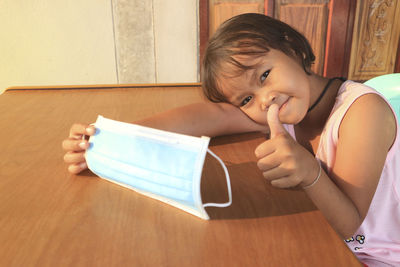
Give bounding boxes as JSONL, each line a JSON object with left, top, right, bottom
{"left": 321, "top": 79, "right": 397, "bottom": 157}
{"left": 335, "top": 80, "right": 377, "bottom": 106}
{"left": 330, "top": 79, "right": 397, "bottom": 155}
{"left": 317, "top": 79, "right": 398, "bottom": 187}
{"left": 329, "top": 80, "right": 390, "bottom": 130}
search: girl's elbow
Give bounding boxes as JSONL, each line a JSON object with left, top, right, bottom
{"left": 338, "top": 217, "right": 363, "bottom": 240}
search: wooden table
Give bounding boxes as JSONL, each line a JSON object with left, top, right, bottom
{"left": 0, "top": 85, "right": 362, "bottom": 266}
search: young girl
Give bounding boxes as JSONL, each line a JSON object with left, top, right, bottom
{"left": 62, "top": 13, "right": 399, "bottom": 266}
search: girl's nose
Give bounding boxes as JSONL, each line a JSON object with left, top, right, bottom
{"left": 269, "top": 93, "right": 278, "bottom": 103}
{"left": 261, "top": 101, "right": 268, "bottom": 110}
{"left": 261, "top": 96, "right": 269, "bottom": 110}
{"left": 261, "top": 94, "right": 277, "bottom": 110}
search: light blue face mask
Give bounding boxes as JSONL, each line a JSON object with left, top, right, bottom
{"left": 85, "top": 115, "right": 232, "bottom": 220}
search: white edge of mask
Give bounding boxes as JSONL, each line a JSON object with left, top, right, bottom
{"left": 96, "top": 176, "right": 211, "bottom": 220}
{"left": 85, "top": 115, "right": 212, "bottom": 220}
{"left": 192, "top": 135, "right": 211, "bottom": 220}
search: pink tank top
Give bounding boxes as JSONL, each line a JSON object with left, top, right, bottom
{"left": 285, "top": 80, "right": 400, "bottom": 266}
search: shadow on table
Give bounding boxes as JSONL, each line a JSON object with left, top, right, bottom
{"left": 202, "top": 160, "right": 317, "bottom": 220}
{"left": 78, "top": 130, "right": 317, "bottom": 221}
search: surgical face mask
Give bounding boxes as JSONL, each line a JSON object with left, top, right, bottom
{"left": 85, "top": 115, "right": 232, "bottom": 220}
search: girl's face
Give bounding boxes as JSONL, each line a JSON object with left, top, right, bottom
{"left": 218, "top": 49, "right": 311, "bottom": 125}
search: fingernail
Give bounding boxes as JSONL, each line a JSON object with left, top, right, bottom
{"left": 80, "top": 162, "right": 87, "bottom": 169}
{"left": 79, "top": 142, "right": 88, "bottom": 149}
{"left": 86, "top": 127, "right": 95, "bottom": 135}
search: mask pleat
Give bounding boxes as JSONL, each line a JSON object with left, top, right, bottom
{"left": 87, "top": 150, "right": 195, "bottom": 205}
{"left": 93, "top": 129, "right": 198, "bottom": 179}
{"left": 85, "top": 115, "right": 221, "bottom": 220}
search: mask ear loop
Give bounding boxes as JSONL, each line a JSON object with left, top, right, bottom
{"left": 203, "top": 149, "right": 233, "bottom": 208}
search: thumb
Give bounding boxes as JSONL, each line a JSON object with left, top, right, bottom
{"left": 267, "top": 104, "right": 286, "bottom": 138}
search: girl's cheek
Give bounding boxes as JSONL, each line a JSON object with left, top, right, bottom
{"left": 245, "top": 109, "right": 268, "bottom": 125}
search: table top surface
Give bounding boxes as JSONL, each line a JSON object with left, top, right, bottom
{"left": 0, "top": 85, "right": 362, "bottom": 267}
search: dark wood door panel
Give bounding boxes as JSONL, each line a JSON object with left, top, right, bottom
{"left": 200, "top": 0, "right": 399, "bottom": 81}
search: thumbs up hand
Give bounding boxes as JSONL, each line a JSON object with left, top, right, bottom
{"left": 254, "top": 104, "right": 319, "bottom": 188}
{"left": 267, "top": 103, "right": 287, "bottom": 139}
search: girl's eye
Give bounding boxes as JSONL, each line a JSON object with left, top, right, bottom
{"left": 240, "top": 96, "right": 253, "bottom": 106}
{"left": 260, "top": 70, "right": 270, "bottom": 82}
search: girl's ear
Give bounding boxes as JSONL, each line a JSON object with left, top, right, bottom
{"left": 281, "top": 40, "right": 313, "bottom": 75}
{"left": 290, "top": 50, "right": 309, "bottom": 73}
{"left": 302, "top": 55, "right": 313, "bottom": 75}
{"left": 280, "top": 42, "right": 302, "bottom": 66}
{"left": 293, "top": 50, "right": 312, "bottom": 75}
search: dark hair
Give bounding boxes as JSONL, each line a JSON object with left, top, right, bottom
{"left": 201, "top": 13, "right": 315, "bottom": 102}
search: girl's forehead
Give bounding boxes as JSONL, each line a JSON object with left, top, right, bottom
{"left": 212, "top": 50, "right": 276, "bottom": 101}
{"left": 233, "top": 53, "right": 268, "bottom": 66}
{"left": 217, "top": 77, "right": 242, "bottom": 103}
{"left": 219, "top": 54, "right": 266, "bottom": 77}
{"left": 217, "top": 62, "right": 257, "bottom": 98}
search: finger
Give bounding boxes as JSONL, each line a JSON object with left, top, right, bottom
{"left": 62, "top": 139, "right": 89, "bottom": 152}
{"left": 69, "top": 124, "right": 95, "bottom": 139}
{"left": 267, "top": 104, "right": 286, "bottom": 138}
{"left": 261, "top": 165, "right": 291, "bottom": 181}
{"left": 254, "top": 139, "right": 276, "bottom": 158}
{"left": 270, "top": 175, "right": 300, "bottom": 188}
{"left": 68, "top": 162, "right": 88, "bottom": 174}
{"left": 256, "top": 154, "right": 281, "bottom": 171}
{"left": 63, "top": 151, "right": 86, "bottom": 164}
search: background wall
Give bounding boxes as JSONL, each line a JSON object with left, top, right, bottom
{"left": 0, "top": 0, "right": 199, "bottom": 94}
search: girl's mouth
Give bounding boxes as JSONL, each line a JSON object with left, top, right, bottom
{"left": 279, "top": 97, "right": 291, "bottom": 112}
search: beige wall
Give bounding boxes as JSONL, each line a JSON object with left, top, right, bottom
{"left": 153, "top": 0, "right": 199, "bottom": 83}
{"left": 0, "top": 0, "right": 117, "bottom": 94}
{"left": 0, "top": 0, "right": 199, "bottom": 94}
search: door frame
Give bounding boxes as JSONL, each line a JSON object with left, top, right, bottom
{"left": 199, "top": 0, "right": 358, "bottom": 78}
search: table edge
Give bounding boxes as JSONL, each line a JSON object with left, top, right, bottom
{"left": 5, "top": 83, "right": 202, "bottom": 92}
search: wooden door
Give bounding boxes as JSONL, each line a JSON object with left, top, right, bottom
{"left": 200, "top": 0, "right": 400, "bottom": 80}
{"left": 348, "top": 0, "right": 400, "bottom": 80}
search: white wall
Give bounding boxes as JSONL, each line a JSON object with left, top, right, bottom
{"left": 0, "top": 0, "right": 117, "bottom": 94}
{"left": 153, "top": 0, "right": 199, "bottom": 83}
{"left": 0, "top": 0, "right": 199, "bottom": 95}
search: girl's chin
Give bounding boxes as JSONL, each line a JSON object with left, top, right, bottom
{"left": 279, "top": 105, "right": 305, "bottom": 125}
{"left": 278, "top": 100, "right": 292, "bottom": 122}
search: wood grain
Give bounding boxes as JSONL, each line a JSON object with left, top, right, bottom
{"left": 278, "top": 1, "right": 329, "bottom": 75}
{"left": 348, "top": 0, "right": 400, "bottom": 81}
{"left": 324, "top": 0, "right": 356, "bottom": 78}
{"left": 0, "top": 86, "right": 362, "bottom": 266}
{"left": 200, "top": 0, "right": 210, "bottom": 68}
{"left": 209, "top": 0, "right": 265, "bottom": 37}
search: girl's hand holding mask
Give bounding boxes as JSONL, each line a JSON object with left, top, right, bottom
{"left": 62, "top": 124, "right": 96, "bottom": 174}
{"left": 255, "top": 104, "right": 320, "bottom": 188}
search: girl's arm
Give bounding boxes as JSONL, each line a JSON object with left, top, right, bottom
{"left": 135, "top": 102, "right": 268, "bottom": 137}
{"left": 63, "top": 101, "right": 268, "bottom": 174}
{"left": 305, "top": 93, "right": 396, "bottom": 238}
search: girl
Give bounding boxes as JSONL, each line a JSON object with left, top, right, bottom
{"left": 62, "top": 13, "right": 400, "bottom": 266}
